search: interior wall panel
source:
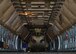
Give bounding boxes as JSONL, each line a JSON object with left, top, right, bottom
{"left": 0, "top": 0, "right": 3, "bottom": 4}
{"left": 62, "top": 5, "right": 76, "bottom": 24}
{"left": 11, "top": 16, "right": 20, "bottom": 28}
{"left": 64, "top": 0, "right": 76, "bottom": 17}
{"left": 54, "top": 20, "right": 63, "bottom": 31}
{"left": 1, "top": 6, "right": 15, "bottom": 23}
{"left": 0, "top": 0, "right": 12, "bottom": 17}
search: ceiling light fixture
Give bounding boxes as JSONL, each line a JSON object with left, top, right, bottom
{"left": 18, "top": 12, "right": 33, "bottom": 16}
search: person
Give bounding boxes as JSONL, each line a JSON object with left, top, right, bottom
{"left": 22, "top": 42, "right": 28, "bottom": 52}
{"left": 0, "top": 41, "right": 3, "bottom": 48}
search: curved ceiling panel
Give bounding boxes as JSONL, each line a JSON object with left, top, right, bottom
{"left": 0, "top": 0, "right": 23, "bottom": 35}
{"left": 0, "top": 0, "right": 76, "bottom": 39}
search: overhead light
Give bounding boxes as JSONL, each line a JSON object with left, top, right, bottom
{"left": 25, "top": 12, "right": 28, "bottom": 15}
{"left": 18, "top": 12, "right": 33, "bottom": 16}
{"left": 35, "top": 28, "right": 41, "bottom": 33}
{"left": 22, "top": 23, "right": 28, "bottom": 26}
{"left": 49, "top": 23, "right": 53, "bottom": 26}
